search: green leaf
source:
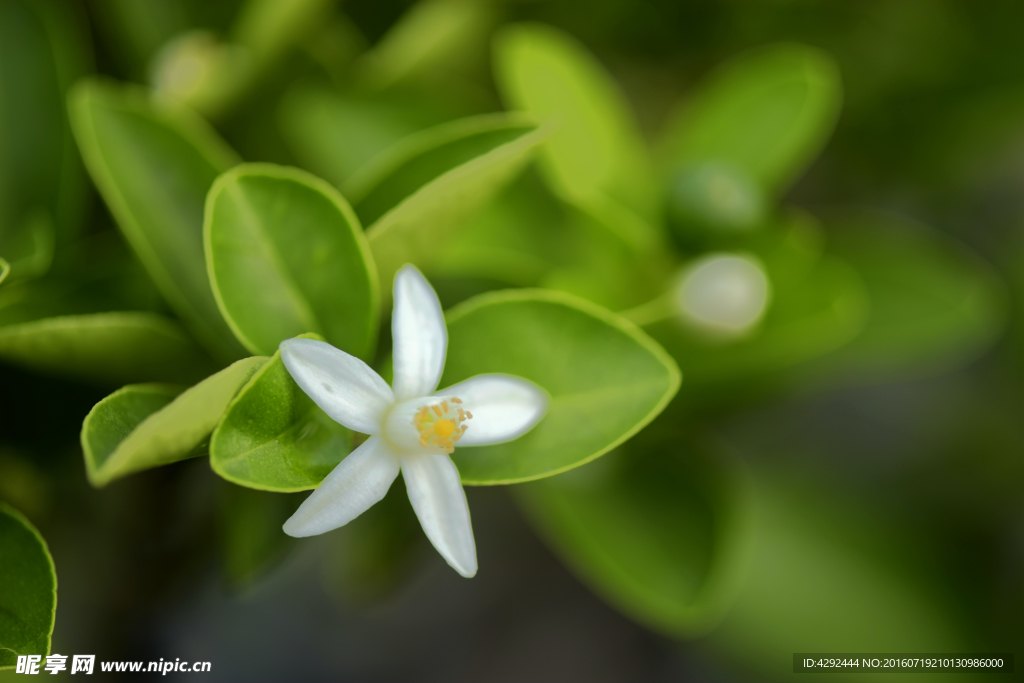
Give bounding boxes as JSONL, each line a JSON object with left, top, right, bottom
{"left": 81, "top": 357, "right": 268, "bottom": 487}
{"left": 430, "top": 172, "right": 670, "bottom": 305}
{"left": 0, "top": 231, "right": 167, "bottom": 320}
{"left": 210, "top": 338, "right": 352, "bottom": 492}
{"left": 86, "top": 0, "right": 187, "bottom": 82}
{"left": 205, "top": 163, "right": 378, "bottom": 359}
{"left": 0, "top": 239, "right": 211, "bottom": 385}
{"left": 0, "top": 503, "right": 56, "bottom": 669}
{"left": 646, "top": 256, "right": 867, "bottom": 399}
{"left": 440, "top": 289, "right": 681, "bottom": 484}
{"left": 356, "top": 114, "right": 547, "bottom": 296}
{"left": 493, "top": 23, "right": 657, "bottom": 218}
{"left": 0, "top": 209, "right": 56, "bottom": 285}
{"left": 0, "top": 311, "right": 217, "bottom": 386}
{"left": 803, "top": 212, "right": 1007, "bottom": 384}
{"left": 278, "top": 86, "right": 451, "bottom": 188}
{"left": 665, "top": 162, "right": 767, "bottom": 243}
{"left": 0, "top": 0, "right": 91, "bottom": 255}
{"left": 517, "top": 439, "right": 753, "bottom": 637}
{"left": 68, "top": 78, "right": 247, "bottom": 363}
{"left": 357, "top": 0, "right": 495, "bottom": 90}
{"left": 660, "top": 43, "right": 841, "bottom": 197}
{"left": 539, "top": 196, "right": 675, "bottom": 311}
{"left": 219, "top": 484, "right": 301, "bottom": 589}
{"left": 624, "top": 214, "right": 863, "bottom": 401}
{"left": 427, "top": 171, "right": 570, "bottom": 287}
{"left": 232, "top": 0, "right": 333, "bottom": 64}
{"left": 150, "top": 0, "right": 333, "bottom": 119}
{"left": 706, "top": 472, "right": 968, "bottom": 676}
{"left": 0, "top": 259, "right": 8, "bottom": 287}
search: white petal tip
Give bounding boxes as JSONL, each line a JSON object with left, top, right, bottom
{"left": 396, "top": 263, "right": 423, "bottom": 278}
{"left": 278, "top": 337, "right": 304, "bottom": 353}
{"left": 438, "top": 374, "right": 550, "bottom": 446}
{"left": 282, "top": 517, "right": 313, "bottom": 538}
{"left": 440, "top": 543, "right": 478, "bottom": 578}
{"left": 445, "top": 552, "right": 478, "bottom": 578}
{"left": 391, "top": 264, "right": 447, "bottom": 400}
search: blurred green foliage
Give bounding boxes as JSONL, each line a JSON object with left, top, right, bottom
{"left": 1, "top": 0, "right": 1022, "bottom": 680}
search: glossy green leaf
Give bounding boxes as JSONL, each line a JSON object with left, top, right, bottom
{"left": 278, "top": 86, "right": 451, "bottom": 188}
{"left": 219, "top": 484, "right": 301, "bottom": 589}
{"left": 706, "top": 472, "right": 967, "bottom": 678}
{"left": 68, "top": 78, "right": 246, "bottom": 362}
{"left": 440, "top": 289, "right": 681, "bottom": 484}
{"left": 0, "top": 503, "right": 56, "bottom": 669}
{"left": 804, "top": 212, "right": 1007, "bottom": 384}
{"left": 0, "top": 311, "right": 216, "bottom": 386}
{"left": 0, "top": 259, "right": 8, "bottom": 287}
{"left": 205, "top": 164, "right": 378, "bottom": 358}
{"left": 660, "top": 44, "right": 841, "bottom": 196}
{"left": 494, "top": 23, "right": 657, "bottom": 218}
{"left": 518, "top": 438, "right": 752, "bottom": 637}
{"left": 81, "top": 384, "right": 179, "bottom": 474}
{"left": 210, "top": 338, "right": 352, "bottom": 492}
{"left": 82, "top": 357, "right": 268, "bottom": 487}
{"left": 356, "top": 114, "right": 547, "bottom": 295}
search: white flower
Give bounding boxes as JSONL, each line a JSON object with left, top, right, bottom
{"left": 279, "top": 265, "right": 549, "bottom": 577}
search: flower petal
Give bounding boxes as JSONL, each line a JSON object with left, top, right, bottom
{"left": 438, "top": 374, "right": 549, "bottom": 446}
{"left": 283, "top": 436, "right": 400, "bottom": 537}
{"left": 281, "top": 337, "right": 394, "bottom": 434}
{"left": 401, "top": 454, "right": 477, "bottom": 577}
{"left": 392, "top": 264, "right": 447, "bottom": 401}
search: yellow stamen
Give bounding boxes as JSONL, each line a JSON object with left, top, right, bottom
{"left": 433, "top": 419, "right": 455, "bottom": 439}
{"left": 411, "top": 396, "right": 472, "bottom": 452}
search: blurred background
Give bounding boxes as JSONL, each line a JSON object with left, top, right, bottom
{"left": 1, "top": 0, "right": 1022, "bottom": 681}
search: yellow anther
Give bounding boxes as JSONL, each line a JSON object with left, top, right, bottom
{"left": 412, "top": 396, "right": 471, "bottom": 453}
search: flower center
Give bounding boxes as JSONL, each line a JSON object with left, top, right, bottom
{"left": 413, "top": 398, "right": 472, "bottom": 454}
